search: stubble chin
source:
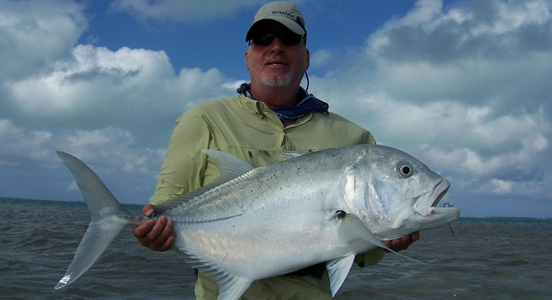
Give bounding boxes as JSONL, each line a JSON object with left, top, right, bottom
{"left": 261, "top": 72, "right": 293, "bottom": 87}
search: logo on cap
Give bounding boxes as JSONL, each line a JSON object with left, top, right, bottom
{"left": 271, "top": 10, "right": 297, "bottom": 20}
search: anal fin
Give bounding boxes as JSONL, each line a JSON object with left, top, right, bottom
{"left": 175, "top": 249, "right": 252, "bottom": 300}
{"left": 326, "top": 255, "right": 355, "bottom": 297}
{"left": 216, "top": 275, "right": 252, "bottom": 300}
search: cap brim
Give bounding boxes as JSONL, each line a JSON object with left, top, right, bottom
{"left": 245, "top": 16, "right": 306, "bottom": 42}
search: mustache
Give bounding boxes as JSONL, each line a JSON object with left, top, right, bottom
{"left": 263, "top": 57, "right": 291, "bottom": 66}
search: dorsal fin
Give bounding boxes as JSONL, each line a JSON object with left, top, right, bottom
{"left": 153, "top": 150, "right": 254, "bottom": 215}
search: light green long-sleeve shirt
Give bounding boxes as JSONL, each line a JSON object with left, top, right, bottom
{"left": 150, "top": 94, "right": 384, "bottom": 299}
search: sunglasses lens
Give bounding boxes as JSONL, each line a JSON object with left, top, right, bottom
{"left": 253, "top": 34, "right": 276, "bottom": 45}
{"left": 252, "top": 33, "right": 302, "bottom": 45}
{"left": 280, "top": 34, "right": 302, "bottom": 45}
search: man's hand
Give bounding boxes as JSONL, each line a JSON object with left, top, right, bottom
{"left": 133, "top": 204, "right": 176, "bottom": 252}
{"left": 382, "top": 232, "right": 420, "bottom": 252}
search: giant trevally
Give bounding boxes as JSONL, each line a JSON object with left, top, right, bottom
{"left": 54, "top": 144, "right": 460, "bottom": 299}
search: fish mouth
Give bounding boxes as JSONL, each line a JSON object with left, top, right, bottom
{"left": 390, "top": 179, "right": 459, "bottom": 236}
{"left": 413, "top": 179, "right": 451, "bottom": 217}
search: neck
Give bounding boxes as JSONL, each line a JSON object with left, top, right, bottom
{"left": 281, "top": 119, "right": 296, "bottom": 127}
{"left": 250, "top": 84, "right": 301, "bottom": 109}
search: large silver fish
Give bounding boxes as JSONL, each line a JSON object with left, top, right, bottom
{"left": 54, "top": 144, "right": 460, "bottom": 299}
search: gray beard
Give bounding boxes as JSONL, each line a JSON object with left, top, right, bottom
{"left": 261, "top": 72, "right": 293, "bottom": 87}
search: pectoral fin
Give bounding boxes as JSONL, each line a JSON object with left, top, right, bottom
{"left": 326, "top": 255, "right": 355, "bottom": 297}
{"left": 339, "top": 213, "right": 424, "bottom": 264}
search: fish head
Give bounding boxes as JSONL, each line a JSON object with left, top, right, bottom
{"left": 344, "top": 145, "right": 460, "bottom": 240}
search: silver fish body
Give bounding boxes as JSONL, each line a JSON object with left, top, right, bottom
{"left": 55, "top": 144, "right": 460, "bottom": 300}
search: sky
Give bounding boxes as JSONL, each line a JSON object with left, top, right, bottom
{"left": 1, "top": 0, "right": 551, "bottom": 218}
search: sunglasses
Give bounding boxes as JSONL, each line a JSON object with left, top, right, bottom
{"left": 250, "top": 32, "right": 305, "bottom": 46}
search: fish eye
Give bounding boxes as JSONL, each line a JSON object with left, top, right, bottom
{"left": 336, "top": 210, "right": 347, "bottom": 219}
{"left": 398, "top": 163, "right": 412, "bottom": 177}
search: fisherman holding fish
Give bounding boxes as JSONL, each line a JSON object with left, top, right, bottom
{"left": 134, "top": 2, "right": 419, "bottom": 299}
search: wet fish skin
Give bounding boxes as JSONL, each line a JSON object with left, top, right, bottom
{"left": 54, "top": 144, "right": 460, "bottom": 300}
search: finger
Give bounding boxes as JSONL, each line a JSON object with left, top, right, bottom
{"left": 411, "top": 231, "right": 420, "bottom": 242}
{"left": 391, "top": 238, "right": 403, "bottom": 251}
{"left": 399, "top": 235, "right": 411, "bottom": 251}
{"left": 381, "top": 239, "right": 400, "bottom": 252}
{"left": 133, "top": 219, "right": 155, "bottom": 239}
{"left": 134, "top": 217, "right": 166, "bottom": 249}
{"left": 150, "top": 217, "right": 175, "bottom": 251}
{"left": 144, "top": 216, "right": 169, "bottom": 247}
{"left": 398, "top": 232, "right": 419, "bottom": 251}
{"left": 157, "top": 225, "right": 177, "bottom": 252}
{"left": 142, "top": 204, "right": 155, "bottom": 217}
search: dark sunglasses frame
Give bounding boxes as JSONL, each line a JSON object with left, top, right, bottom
{"left": 250, "top": 32, "right": 305, "bottom": 46}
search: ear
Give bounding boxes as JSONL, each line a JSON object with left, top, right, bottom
{"left": 305, "top": 47, "right": 310, "bottom": 70}
{"left": 245, "top": 49, "right": 250, "bottom": 71}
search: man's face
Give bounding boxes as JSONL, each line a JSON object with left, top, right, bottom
{"left": 245, "top": 21, "right": 309, "bottom": 89}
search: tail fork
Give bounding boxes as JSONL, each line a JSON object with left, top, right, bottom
{"left": 55, "top": 152, "right": 145, "bottom": 289}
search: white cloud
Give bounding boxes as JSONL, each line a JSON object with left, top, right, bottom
{"left": 0, "top": 0, "right": 243, "bottom": 180}
{"left": 109, "top": 0, "right": 266, "bottom": 23}
{"left": 0, "top": 0, "right": 87, "bottom": 80}
{"left": 357, "top": 0, "right": 552, "bottom": 113}
{"left": 308, "top": 0, "right": 552, "bottom": 207}
{"left": 5, "top": 45, "right": 175, "bottom": 114}
{"left": 0, "top": 0, "right": 551, "bottom": 215}
{"left": 0, "top": 118, "right": 164, "bottom": 174}
{"left": 310, "top": 49, "right": 335, "bottom": 69}
{"left": 1, "top": 44, "right": 235, "bottom": 147}
{"left": 368, "top": 0, "right": 552, "bottom": 61}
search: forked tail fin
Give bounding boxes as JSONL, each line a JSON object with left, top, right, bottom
{"left": 54, "top": 151, "right": 146, "bottom": 289}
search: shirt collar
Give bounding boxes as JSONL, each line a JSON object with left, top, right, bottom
{"left": 237, "top": 83, "right": 329, "bottom": 121}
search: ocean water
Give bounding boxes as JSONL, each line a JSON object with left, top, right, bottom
{"left": 1, "top": 197, "right": 551, "bottom": 300}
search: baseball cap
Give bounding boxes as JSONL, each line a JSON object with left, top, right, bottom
{"left": 245, "top": 2, "right": 307, "bottom": 42}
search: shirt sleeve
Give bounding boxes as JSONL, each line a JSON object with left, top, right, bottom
{"left": 149, "top": 108, "right": 212, "bottom": 205}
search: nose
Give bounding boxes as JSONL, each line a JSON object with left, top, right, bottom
{"left": 268, "top": 36, "right": 285, "bottom": 52}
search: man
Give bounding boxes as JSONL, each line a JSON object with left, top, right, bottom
{"left": 134, "top": 2, "right": 419, "bottom": 299}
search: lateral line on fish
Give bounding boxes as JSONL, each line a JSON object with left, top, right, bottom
{"left": 177, "top": 213, "right": 243, "bottom": 224}
{"left": 461, "top": 208, "right": 552, "bottom": 284}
